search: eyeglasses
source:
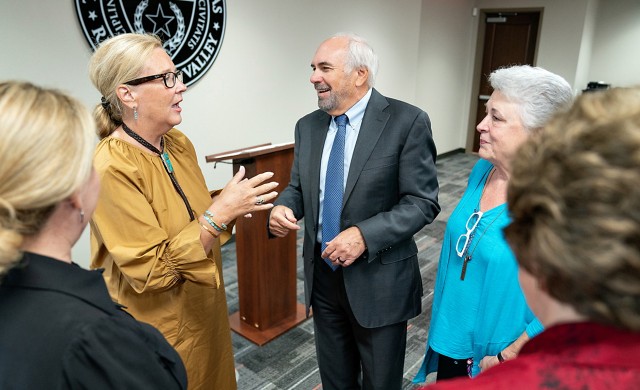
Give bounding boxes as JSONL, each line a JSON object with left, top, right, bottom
{"left": 455, "top": 210, "right": 483, "bottom": 257}
{"left": 125, "top": 70, "right": 184, "bottom": 88}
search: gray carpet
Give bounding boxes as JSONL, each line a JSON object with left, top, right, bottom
{"left": 221, "top": 151, "right": 480, "bottom": 389}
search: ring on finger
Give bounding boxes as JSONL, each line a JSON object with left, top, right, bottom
{"left": 255, "top": 196, "right": 265, "bottom": 205}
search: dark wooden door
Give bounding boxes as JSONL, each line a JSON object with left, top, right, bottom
{"left": 472, "top": 11, "right": 540, "bottom": 151}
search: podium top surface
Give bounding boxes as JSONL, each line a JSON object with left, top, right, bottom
{"left": 205, "top": 142, "right": 294, "bottom": 163}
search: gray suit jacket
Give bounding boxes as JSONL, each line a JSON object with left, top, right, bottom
{"left": 273, "top": 88, "right": 440, "bottom": 328}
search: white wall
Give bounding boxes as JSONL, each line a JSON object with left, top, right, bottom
{"left": 0, "top": 0, "right": 424, "bottom": 267}
{"left": 2, "top": 0, "right": 639, "bottom": 267}
{"left": 574, "top": 0, "right": 599, "bottom": 93}
{"left": 416, "top": 0, "right": 476, "bottom": 154}
{"left": 588, "top": 0, "right": 640, "bottom": 87}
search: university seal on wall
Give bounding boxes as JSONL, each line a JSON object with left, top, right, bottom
{"left": 75, "top": 0, "right": 226, "bottom": 86}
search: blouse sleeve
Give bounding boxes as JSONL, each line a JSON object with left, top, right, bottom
{"left": 61, "top": 317, "right": 187, "bottom": 389}
{"left": 526, "top": 317, "right": 544, "bottom": 338}
{"left": 92, "top": 156, "right": 220, "bottom": 293}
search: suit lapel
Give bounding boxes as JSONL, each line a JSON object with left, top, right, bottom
{"left": 309, "top": 111, "right": 331, "bottom": 225}
{"left": 343, "top": 89, "right": 389, "bottom": 205}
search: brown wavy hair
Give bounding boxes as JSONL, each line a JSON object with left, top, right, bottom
{"left": 506, "top": 87, "right": 640, "bottom": 331}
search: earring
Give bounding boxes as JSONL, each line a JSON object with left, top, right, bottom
{"left": 134, "top": 107, "right": 139, "bottom": 121}
{"left": 79, "top": 209, "right": 85, "bottom": 224}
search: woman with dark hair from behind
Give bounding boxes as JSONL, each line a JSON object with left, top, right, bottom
{"left": 420, "top": 87, "right": 640, "bottom": 389}
{"left": 0, "top": 81, "right": 187, "bottom": 389}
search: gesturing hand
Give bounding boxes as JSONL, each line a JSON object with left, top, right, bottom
{"left": 268, "top": 205, "right": 300, "bottom": 237}
{"left": 209, "top": 166, "right": 279, "bottom": 223}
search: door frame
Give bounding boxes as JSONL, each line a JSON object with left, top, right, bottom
{"left": 465, "top": 7, "right": 544, "bottom": 153}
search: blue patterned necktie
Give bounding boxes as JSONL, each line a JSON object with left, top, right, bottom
{"left": 321, "top": 114, "right": 348, "bottom": 270}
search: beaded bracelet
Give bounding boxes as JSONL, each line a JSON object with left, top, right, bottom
{"left": 199, "top": 222, "right": 217, "bottom": 238}
{"left": 204, "top": 210, "right": 227, "bottom": 231}
{"left": 202, "top": 213, "right": 225, "bottom": 232}
{"left": 202, "top": 214, "right": 221, "bottom": 232}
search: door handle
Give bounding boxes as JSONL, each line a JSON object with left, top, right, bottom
{"left": 478, "top": 95, "right": 491, "bottom": 101}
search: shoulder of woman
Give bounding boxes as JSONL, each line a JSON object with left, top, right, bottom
{"left": 61, "top": 316, "right": 187, "bottom": 389}
{"left": 467, "top": 159, "right": 493, "bottom": 185}
{"left": 94, "top": 136, "right": 146, "bottom": 164}
{"left": 164, "top": 128, "right": 191, "bottom": 155}
{"left": 94, "top": 138, "right": 152, "bottom": 180}
{"left": 472, "top": 158, "right": 493, "bottom": 173}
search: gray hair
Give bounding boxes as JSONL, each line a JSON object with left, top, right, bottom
{"left": 489, "top": 65, "right": 573, "bottom": 131}
{"left": 333, "top": 32, "right": 379, "bottom": 88}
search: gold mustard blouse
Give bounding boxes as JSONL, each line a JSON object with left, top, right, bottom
{"left": 90, "top": 128, "right": 236, "bottom": 390}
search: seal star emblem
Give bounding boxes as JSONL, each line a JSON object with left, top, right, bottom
{"left": 146, "top": 4, "right": 174, "bottom": 36}
{"left": 75, "top": 0, "right": 227, "bottom": 86}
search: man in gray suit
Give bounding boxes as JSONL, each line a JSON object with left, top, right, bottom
{"left": 268, "top": 33, "right": 440, "bottom": 390}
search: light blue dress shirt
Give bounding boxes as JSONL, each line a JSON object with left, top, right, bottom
{"left": 317, "top": 88, "right": 372, "bottom": 244}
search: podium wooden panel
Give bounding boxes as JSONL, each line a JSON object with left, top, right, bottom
{"left": 206, "top": 142, "right": 307, "bottom": 345}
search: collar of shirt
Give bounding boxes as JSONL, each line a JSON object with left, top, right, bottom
{"left": 339, "top": 87, "right": 372, "bottom": 133}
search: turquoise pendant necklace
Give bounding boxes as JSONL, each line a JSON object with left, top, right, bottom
{"left": 121, "top": 122, "right": 195, "bottom": 221}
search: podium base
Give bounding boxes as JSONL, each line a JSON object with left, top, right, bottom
{"left": 229, "top": 303, "right": 308, "bottom": 346}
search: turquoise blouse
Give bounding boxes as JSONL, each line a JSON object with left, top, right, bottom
{"left": 414, "top": 159, "right": 543, "bottom": 381}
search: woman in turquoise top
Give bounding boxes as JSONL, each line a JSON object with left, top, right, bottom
{"left": 414, "top": 65, "right": 573, "bottom": 382}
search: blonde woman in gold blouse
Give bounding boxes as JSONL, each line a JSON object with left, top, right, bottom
{"left": 88, "top": 33, "right": 277, "bottom": 389}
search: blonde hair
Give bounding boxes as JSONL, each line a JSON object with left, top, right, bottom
{"left": 88, "top": 33, "right": 162, "bottom": 139}
{"left": 507, "top": 87, "right": 640, "bottom": 330}
{"left": 0, "top": 81, "right": 95, "bottom": 277}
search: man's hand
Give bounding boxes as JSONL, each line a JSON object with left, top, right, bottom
{"left": 321, "top": 226, "right": 367, "bottom": 267}
{"left": 268, "top": 205, "right": 300, "bottom": 237}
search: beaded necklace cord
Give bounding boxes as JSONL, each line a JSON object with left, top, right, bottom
{"left": 121, "top": 122, "right": 196, "bottom": 221}
{"left": 460, "top": 168, "right": 505, "bottom": 280}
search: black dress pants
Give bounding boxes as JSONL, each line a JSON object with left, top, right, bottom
{"left": 311, "top": 246, "right": 407, "bottom": 390}
{"left": 436, "top": 353, "right": 470, "bottom": 381}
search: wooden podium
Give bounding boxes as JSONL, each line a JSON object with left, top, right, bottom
{"left": 205, "top": 142, "right": 307, "bottom": 345}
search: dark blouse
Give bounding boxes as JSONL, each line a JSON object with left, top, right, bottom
{"left": 0, "top": 252, "right": 187, "bottom": 389}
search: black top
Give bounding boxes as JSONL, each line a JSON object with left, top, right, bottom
{"left": 0, "top": 252, "right": 187, "bottom": 389}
